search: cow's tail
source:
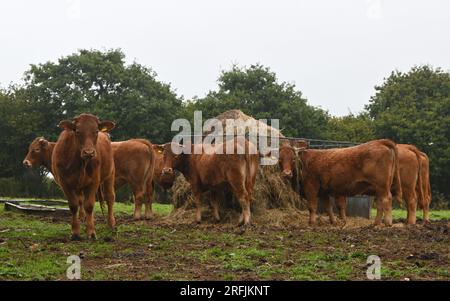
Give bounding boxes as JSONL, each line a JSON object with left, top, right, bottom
{"left": 425, "top": 154, "right": 432, "bottom": 206}
{"left": 135, "top": 138, "right": 156, "bottom": 183}
{"left": 406, "top": 145, "right": 424, "bottom": 208}
{"left": 379, "top": 139, "right": 403, "bottom": 205}
{"left": 245, "top": 142, "right": 258, "bottom": 198}
{"left": 419, "top": 152, "right": 432, "bottom": 209}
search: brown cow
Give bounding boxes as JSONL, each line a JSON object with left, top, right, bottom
{"left": 333, "top": 144, "right": 427, "bottom": 225}
{"left": 152, "top": 144, "right": 176, "bottom": 190}
{"left": 157, "top": 140, "right": 259, "bottom": 225}
{"left": 111, "top": 139, "right": 155, "bottom": 220}
{"left": 52, "top": 113, "right": 116, "bottom": 240}
{"left": 23, "top": 137, "right": 55, "bottom": 172}
{"left": 396, "top": 144, "right": 423, "bottom": 224}
{"left": 24, "top": 138, "right": 158, "bottom": 221}
{"left": 23, "top": 137, "right": 87, "bottom": 221}
{"left": 279, "top": 139, "right": 402, "bottom": 226}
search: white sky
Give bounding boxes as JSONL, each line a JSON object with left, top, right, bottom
{"left": 0, "top": 0, "right": 449, "bottom": 116}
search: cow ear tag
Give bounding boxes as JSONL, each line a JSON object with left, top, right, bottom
{"left": 101, "top": 127, "right": 108, "bottom": 132}
{"left": 158, "top": 150, "right": 163, "bottom": 154}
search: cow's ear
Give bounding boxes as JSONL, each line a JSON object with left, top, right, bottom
{"left": 38, "top": 138, "right": 49, "bottom": 148}
{"left": 58, "top": 120, "right": 75, "bottom": 131}
{"left": 153, "top": 144, "right": 165, "bottom": 154}
{"left": 99, "top": 121, "right": 115, "bottom": 133}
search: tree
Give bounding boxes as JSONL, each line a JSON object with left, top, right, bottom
{"left": 186, "top": 64, "right": 330, "bottom": 138}
{"left": 0, "top": 49, "right": 184, "bottom": 198}
{"left": 325, "top": 113, "right": 375, "bottom": 143}
{"left": 20, "top": 49, "right": 182, "bottom": 143}
{"left": 366, "top": 65, "right": 450, "bottom": 201}
{"left": 0, "top": 90, "right": 42, "bottom": 178}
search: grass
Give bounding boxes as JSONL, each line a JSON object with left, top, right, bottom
{"left": 0, "top": 201, "right": 173, "bottom": 280}
{"left": 0, "top": 200, "right": 449, "bottom": 280}
{"left": 371, "top": 208, "right": 450, "bottom": 220}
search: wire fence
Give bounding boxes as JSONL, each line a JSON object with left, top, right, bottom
{"left": 173, "top": 134, "right": 360, "bottom": 149}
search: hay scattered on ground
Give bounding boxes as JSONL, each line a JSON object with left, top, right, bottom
{"left": 160, "top": 207, "right": 373, "bottom": 230}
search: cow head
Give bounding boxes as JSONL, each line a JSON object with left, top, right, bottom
{"left": 58, "top": 113, "right": 115, "bottom": 161}
{"left": 278, "top": 142, "right": 297, "bottom": 179}
{"left": 23, "top": 137, "right": 50, "bottom": 168}
{"left": 279, "top": 142, "right": 305, "bottom": 195}
{"left": 153, "top": 144, "right": 176, "bottom": 187}
{"left": 157, "top": 142, "right": 187, "bottom": 176}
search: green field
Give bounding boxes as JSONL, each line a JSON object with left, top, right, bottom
{"left": 0, "top": 201, "right": 449, "bottom": 280}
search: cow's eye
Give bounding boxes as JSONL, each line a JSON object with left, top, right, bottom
{"left": 33, "top": 149, "right": 40, "bottom": 153}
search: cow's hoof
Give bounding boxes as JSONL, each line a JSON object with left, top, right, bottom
{"left": 70, "top": 234, "right": 82, "bottom": 241}
{"left": 88, "top": 233, "right": 97, "bottom": 241}
{"left": 236, "top": 225, "right": 248, "bottom": 235}
{"left": 103, "top": 236, "right": 115, "bottom": 243}
{"left": 372, "top": 224, "right": 384, "bottom": 230}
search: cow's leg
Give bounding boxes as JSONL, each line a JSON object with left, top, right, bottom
{"left": 381, "top": 192, "right": 393, "bottom": 227}
{"left": 373, "top": 196, "right": 384, "bottom": 226}
{"left": 238, "top": 194, "right": 251, "bottom": 226}
{"left": 423, "top": 200, "right": 430, "bottom": 224}
{"left": 304, "top": 185, "right": 319, "bottom": 225}
{"left": 405, "top": 190, "right": 417, "bottom": 225}
{"left": 83, "top": 187, "right": 98, "bottom": 240}
{"left": 323, "top": 196, "right": 337, "bottom": 225}
{"left": 210, "top": 190, "right": 221, "bottom": 222}
{"left": 66, "top": 190, "right": 82, "bottom": 241}
{"left": 144, "top": 180, "right": 154, "bottom": 220}
{"left": 78, "top": 197, "right": 85, "bottom": 222}
{"left": 229, "top": 182, "right": 251, "bottom": 226}
{"left": 335, "top": 196, "right": 347, "bottom": 224}
{"left": 131, "top": 182, "right": 146, "bottom": 220}
{"left": 192, "top": 189, "right": 202, "bottom": 224}
{"left": 103, "top": 176, "right": 116, "bottom": 230}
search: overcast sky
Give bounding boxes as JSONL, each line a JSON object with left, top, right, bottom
{"left": 0, "top": 0, "right": 449, "bottom": 116}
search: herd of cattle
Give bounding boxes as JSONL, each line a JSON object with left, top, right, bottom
{"left": 22, "top": 113, "right": 431, "bottom": 240}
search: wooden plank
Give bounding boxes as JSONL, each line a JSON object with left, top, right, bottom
{"left": 4, "top": 202, "right": 70, "bottom": 217}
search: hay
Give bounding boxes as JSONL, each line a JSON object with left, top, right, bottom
{"left": 206, "top": 109, "right": 285, "bottom": 139}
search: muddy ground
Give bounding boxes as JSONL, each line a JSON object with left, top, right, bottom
{"left": 0, "top": 206, "right": 449, "bottom": 280}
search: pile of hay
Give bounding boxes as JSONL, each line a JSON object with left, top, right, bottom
{"left": 166, "top": 109, "right": 307, "bottom": 223}
{"left": 206, "top": 109, "right": 285, "bottom": 139}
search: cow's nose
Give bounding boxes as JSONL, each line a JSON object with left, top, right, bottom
{"left": 23, "top": 160, "right": 31, "bottom": 168}
{"left": 282, "top": 170, "right": 293, "bottom": 178}
{"left": 81, "top": 149, "right": 96, "bottom": 159}
{"left": 162, "top": 167, "right": 173, "bottom": 174}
